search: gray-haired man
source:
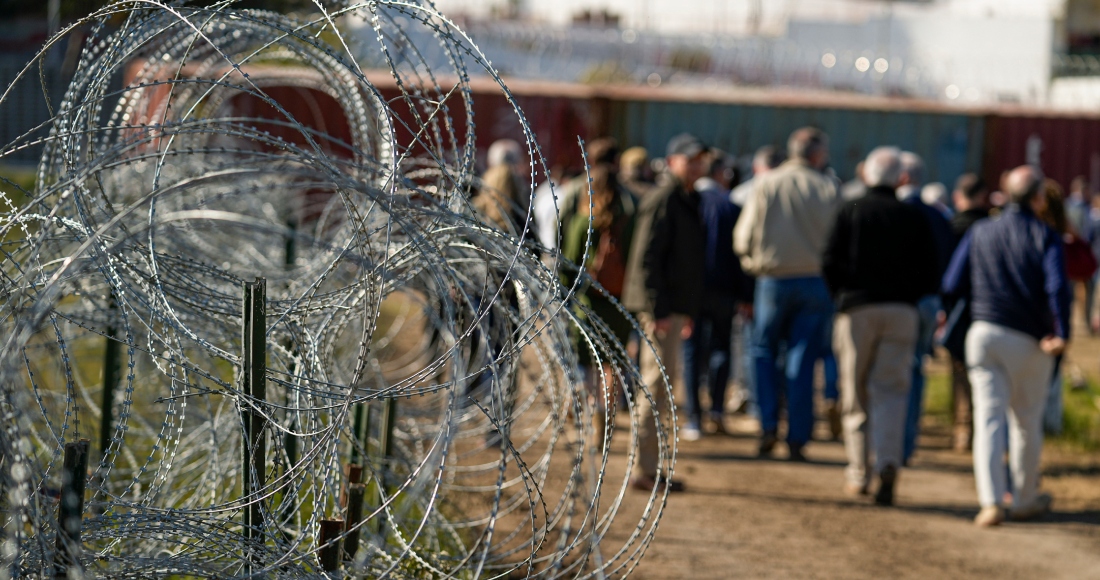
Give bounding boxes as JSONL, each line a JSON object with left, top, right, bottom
{"left": 822, "top": 147, "right": 939, "bottom": 505}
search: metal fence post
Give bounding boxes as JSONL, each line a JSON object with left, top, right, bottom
{"left": 242, "top": 278, "right": 267, "bottom": 562}
{"left": 98, "top": 301, "right": 120, "bottom": 464}
{"left": 54, "top": 439, "right": 89, "bottom": 579}
{"left": 318, "top": 519, "right": 344, "bottom": 573}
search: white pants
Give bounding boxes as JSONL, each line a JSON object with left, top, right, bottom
{"left": 966, "top": 321, "right": 1054, "bottom": 508}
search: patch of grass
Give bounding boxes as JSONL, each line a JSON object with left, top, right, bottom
{"left": 923, "top": 368, "right": 952, "bottom": 421}
{"left": 923, "top": 357, "right": 1100, "bottom": 450}
{"left": 1053, "top": 380, "right": 1100, "bottom": 451}
{"left": 0, "top": 163, "right": 35, "bottom": 195}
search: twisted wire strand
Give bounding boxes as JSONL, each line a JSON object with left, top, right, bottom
{"left": 0, "top": 2, "right": 679, "bottom": 577}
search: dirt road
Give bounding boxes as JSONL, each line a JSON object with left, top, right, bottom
{"left": 600, "top": 413, "right": 1100, "bottom": 579}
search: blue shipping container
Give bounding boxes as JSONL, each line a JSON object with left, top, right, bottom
{"left": 609, "top": 99, "right": 985, "bottom": 187}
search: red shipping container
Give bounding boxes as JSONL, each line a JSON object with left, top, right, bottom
{"left": 984, "top": 113, "right": 1100, "bottom": 193}
{"left": 375, "top": 75, "right": 602, "bottom": 179}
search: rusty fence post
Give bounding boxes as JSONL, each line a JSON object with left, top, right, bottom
{"left": 318, "top": 519, "right": 344, "bottom": 573}
{"left": 343, "top": 484, "right": 365, "bottom": 561}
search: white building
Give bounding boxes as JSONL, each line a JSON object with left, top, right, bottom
{"left": 430, "top": 0, "right": 1062, "bottom": 36}
{"left": 407, "top": 0, "right": 1100, "bottom": 108}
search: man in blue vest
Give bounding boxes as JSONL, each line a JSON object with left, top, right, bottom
{"left": 942, "top": 165, "right": 1071, "bottom": 527}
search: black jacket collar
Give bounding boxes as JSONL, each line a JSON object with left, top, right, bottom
{"left": 867, "top": 185, "right": 897, "bottom": 198}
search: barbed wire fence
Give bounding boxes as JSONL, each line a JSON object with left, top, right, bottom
{"left": 0, "top": 1, "right": 677, "bottom": 577}
{"left": 458, "top": 19, "right": 974, "bottom": 102}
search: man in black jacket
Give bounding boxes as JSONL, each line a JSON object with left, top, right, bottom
{"left": 620, "top": 133, "right": 709, "bottom": 492}
{"left": 822, "top": 147, "right": 939, "bottom": 506}
{"left": 897, "top": 152, "right": 955, "bottom": 465}
{"left": 951, "top": 174, "right": 991, "bottom": 241}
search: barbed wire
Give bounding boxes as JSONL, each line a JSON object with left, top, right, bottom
{"left": 0, "top": 1, "right": 677, "bottom": 577}
{"left": 457, "top": 19, "right": 983, "bottom": 102}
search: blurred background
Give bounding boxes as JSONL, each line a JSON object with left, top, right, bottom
{"left": 7, "top": 0, "right": 1100, "bottom": 189}
{"left": 2, "top": 4, "right": 1099, "bottom": 577}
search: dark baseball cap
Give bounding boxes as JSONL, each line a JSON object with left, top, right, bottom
{"left": 666, "top": 133, "right": 707, "bottom": 158}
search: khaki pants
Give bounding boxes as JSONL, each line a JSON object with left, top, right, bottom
{"left": 834, "top": 304, "right": 919, "bottom": 487}
{"left": 633, "top": 311, "right": 688, "bottom": 480}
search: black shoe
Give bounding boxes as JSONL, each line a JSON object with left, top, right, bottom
{"left": 874, "top": 465, "right": 897, "bottom": 506}
{"left": 788, "top": 444, "right": 807, "bottom": 462}
{"left": 758, "top": 431, "right": 778, "bottom": 458}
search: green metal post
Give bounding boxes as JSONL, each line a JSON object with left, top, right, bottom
{"left": 242, "top": 278, "right": 267, "bottom": 560}
{"left": 98, "top": 301, "right": 120, "bottom": 463}
{"left": 54, "top": 439, "right": 89, "bottom": 579}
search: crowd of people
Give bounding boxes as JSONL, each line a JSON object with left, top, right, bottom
{"left": 474, "top": 126, "right": 1097, "bottom": 526}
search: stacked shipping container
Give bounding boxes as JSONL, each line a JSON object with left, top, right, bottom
{"left": 10, "top": 63, "right": 1100, "bottom": 195}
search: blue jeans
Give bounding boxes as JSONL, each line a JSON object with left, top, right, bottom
{"left": 682, "top": 310, "right": 734, "bottom": 428}
{"left": 903, "top": 295, "right": 941, "bottom": 462}
{"left": 752, "top": 276, "right": 833, "bottom": 447}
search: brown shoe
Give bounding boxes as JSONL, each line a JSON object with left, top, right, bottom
{"left": 709, "top": 413, "right": 730, "bottom": 436}
{"left": 974, "top": 505, "right": 1006, "bottom": 527}
{"left": 844, "top": 482, "right": 869, "bottom": 497}
{"left": 630, "top": 475, "right": 686, "bottom": 493}
{"left": 826, "top": 401, "right": 842, "bottom": 441}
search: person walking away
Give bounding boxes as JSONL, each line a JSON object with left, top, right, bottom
{"left": 681, "top": 151, "right": 755, "bottom": 440}
{"left": 728, "top": 145, "right": 783, "bottom": 417}
{"left": 556, "top": 139, "right": 621, "bottom": 240}
{"left": 841, "top": 161, "right": 867, "bottom": 200}
{"left": 942, "top": 165, "right": 1071, "bottom": 527}
{"left": 620, "top": 146, "right": 657, "bottom": 200}
{"left": 823, "top": 147, "right": 939, "bottom": 505}
{"left": 1060, "top": 177, "right": 1099, "bottom": 337}
{"left": 474, "top": 164, "right": 523, "bottom": 233}
{"left": 1065, "top": 176, "right": 1091, "bottom": 240}
{"left": 922, "top": 182, "right": 953, "bottom": 219}
{"left": 560, "top": 163, "right": 637, "bottom": 449}
{"left": 620, "top": 133, "right": 709, "bottom": 492}
{"left": 1065, "top": 176, "right": 1098, "bottom": 333}
{"left": 532, "top": 165, "right": 569, "bottom": 252}
{"left": 485, "top": 138, "right": 529, "bottom": 217}
{"left": 617, "top": 146, "right": 656, "bottom": 388}
{"left": 694, "top": 148, "right": 736, "bottom": 197}
{"left": 896, "top": 152, "right": 954, "bottom": 464}
{"left": 1037, "top": 179, "right": 1095, "bottom": 434}
{"left": 733, "top": 127, "right": 840, "bottom": 461}
{"left": 941, "top": 173, "right": 991, "bottom": 453}
{"left": 730, "top": 145, "right": 783, "bottom": 207}
{"left": 1085, "top": 191, "right": 1100, "bottom": 333}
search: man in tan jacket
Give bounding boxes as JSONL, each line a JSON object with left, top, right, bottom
{"left": 733, "top": 127, "right": 840, "bottom": 460}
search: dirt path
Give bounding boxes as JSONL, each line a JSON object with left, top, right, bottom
{"left": 594, "top": 298, "right": 1100, "bottom": 579}
{"left": 597, "top": 409, "right": 1100, "bottom": 579}
{"left": 378, "top": 289, "right": 1100, "bottom": 578}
